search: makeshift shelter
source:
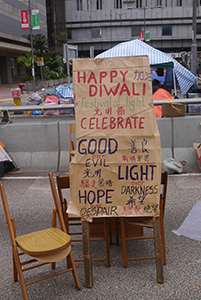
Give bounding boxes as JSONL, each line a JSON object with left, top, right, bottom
{"left": 152, "top": 88, "right": 174, "bottom": 117}
{"left": 95, "top": 39, "right": 196, "bottom": 96}
{"left": 0, "top": 141, "right": 18, "bottom": 178}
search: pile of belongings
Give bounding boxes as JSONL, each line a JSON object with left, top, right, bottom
{"left": 26, "top": 93, "right": 42, "bottom": 115}
{"left": 43, "top": 88, "right": 60, "bottom": 115}
{"left": 43, "top": 85, "right": 74, "bottom": 115}
{"left": 55, "top": 84, "right": 74, "bottom": 115}
{"left": 26, "top": 85, "right": 74, "bottom": 115}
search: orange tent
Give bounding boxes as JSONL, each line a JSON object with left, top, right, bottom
{"left": 152, "top": 88, "right": 174, "bottom": 117}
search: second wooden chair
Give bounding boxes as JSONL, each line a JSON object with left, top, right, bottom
{"left": 56, "top": 174, "right": 110, "bottom": 266}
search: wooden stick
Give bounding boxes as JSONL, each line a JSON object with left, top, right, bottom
{"left": 82, "top": 220, "right": 93, "bottom": 288}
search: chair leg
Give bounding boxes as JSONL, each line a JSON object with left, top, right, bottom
{"left": 68, "top": 251, "right": 81, "bottom": 290}
{"left": 13, "top": 248, "right": 29, "bottom": 300}
{"left": 120, "top": 217, "right": 127, "bottom": 268}
{"left": 82, "top": 220, "right": 93, "bottom": 288}
{"left": 160, "top": 217, "right": 166, "bottom": 265}
{"left": 51, "top": 209, "right": 57, "bottom": 270}
{"left": 153, "top": 216, "right": 164, "bottom": 283}
{"left": 13, "top": 250, "right": 18, "bottom": 282}
{"left": 108, "top": 218, "right": 113, "bottom": 244}
{"left": 116, "top": 217, "right": 119, "bottom": 245}
{"left": 104, "top": 218, "right": 110, "bottom": 267}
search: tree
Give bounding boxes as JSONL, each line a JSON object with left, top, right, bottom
{"left": 23, "top": 33, "right": 48, "bottom": 56}
{"left": 17, "top": 53, "right": 37, "bottom": 76}
{"left": 52, "top": 31, "right": 67, "bottom": 45}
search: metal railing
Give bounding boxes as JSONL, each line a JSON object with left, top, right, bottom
{"left": 1, "top": 98, "right": 201, "bottom": 123}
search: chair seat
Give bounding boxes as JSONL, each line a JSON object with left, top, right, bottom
{"left": 16, "top": 227, "right": 71, "bottom": 258}
{"left": 69, "top": 214, "right": 80, "bottom": 218}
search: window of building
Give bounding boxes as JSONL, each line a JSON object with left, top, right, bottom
{"left": 77, "top": 0, "right": 82, "bottom": 11}
{"left": 197, "top": 23, "right": 201, "bottom": 34}
{"left": 125, "top": 3, "right": 133, "bottom": 9}
{"left": 176, "top": 0, "right": 182, "bottom": 6}
{"left": 165, "top": 0, "right": 167, "bottom": 6}
{"left": 114, "top": 0, "right": 122, "bottom": 9}
{"left": 136, "top": 0, "right": 142, "bottom": 8}
{"left": 156, "top": 0, "right": 162, "bottom": 6}
{"left": 67, "top": 28, "right": 72, "bottom": 40}
{"left": 131, "top": 25, "right": 141, "bottom": 37}
{"left": 92, "top": 27, "right": 102, "bottom": 38}
{"left": 162, "top": 24, "right": 172, "bottom": 36}
{"left": 96, "top": 0, "right": 102, "bottom": 10}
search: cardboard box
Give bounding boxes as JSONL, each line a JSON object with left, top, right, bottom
{"left": 162, "top": 103, "right": 185, "bottom": 117}
{"left": 193, "top": 143, "right": 201, "bottom": 171}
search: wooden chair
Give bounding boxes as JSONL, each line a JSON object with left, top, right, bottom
{"left": 69, "top": 123, "right": 76, "bottom": 164}
{"left": 120, "top": 171, "right": 168, "bottom": 283}
{"left": 56, "top": 174, "right": 110, "bottom": 267}
{"left": 0, "top": 173, "right": 81, "bottom": 300}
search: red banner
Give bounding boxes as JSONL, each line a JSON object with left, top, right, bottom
{"left": 139, "top": 31, "right": 144, "bottom": 41}
{"left": 21, "top": 10, "right": 29, "bottom": 30}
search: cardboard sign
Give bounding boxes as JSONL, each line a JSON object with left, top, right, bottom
{"left": 193, "top": 143, "right": 201, "bottom": 170}
{"left": 68, "top": 56, "right": 161, "bottom": 218}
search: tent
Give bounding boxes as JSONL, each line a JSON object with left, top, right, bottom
{"left": 95, "top": 39, "right": 196, "bottom": 96}
{"left": 152, "top": 88, "right": 174, "bottom": 118}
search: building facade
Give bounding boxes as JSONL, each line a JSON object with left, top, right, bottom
{"left": 65, "top": 0, "right": 201, "bottom": 64}
{"left": 46, "top": 0, "right": 66, "bottom": 52}
{"left": 0, "top": 0, "right": 47, "bottom": 84}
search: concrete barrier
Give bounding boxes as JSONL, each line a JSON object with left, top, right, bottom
{"left": 1, "top": 116, "right": 201, "bottom": 173}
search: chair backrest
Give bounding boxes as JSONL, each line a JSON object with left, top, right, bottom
{"left": 0, "top": 181, "right": 17, "bottom": 249}
{"left": 160, "top": 171, "right": 168, "bottom": 218}
{"left": 69, "top": 123, "right": 76, "bottom": 152}
{"left": 48, "top": 172, "right": 67, "bottom": 233}
{"left": 56, "top": 174, "right": 70, "bottom": 233}
{"left": 56, "top": 174, "right": 70, "bottom": 207}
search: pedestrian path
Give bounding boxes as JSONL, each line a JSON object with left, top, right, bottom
{"left": 0, "top": 83, "right": 30, "bottom": 105}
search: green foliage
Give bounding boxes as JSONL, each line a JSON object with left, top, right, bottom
{"left": 23, "top": 33, "right": 48, "bottom": 56}
{"left": 18, "top": 33, "right": 68, "bottom": 81}
{"left": 59, "top": 73, "right": 67, "bottom": 79}
{"left": 45, "top": 70, "right": 59, "bottom": 80}
{"left": 44, "top": 52, "right": 62, "bottom": 73}
{"left": 17, "top": 53, "right": 37, "bottom": 76}
{"left": 52, "top": 31, "right": 67, "bottom": 45}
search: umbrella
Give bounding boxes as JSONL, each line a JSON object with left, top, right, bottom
{"left": 95, "top": 39, "right": 196, "bottom": 95}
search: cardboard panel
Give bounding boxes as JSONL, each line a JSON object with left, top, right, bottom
{"left": 68, "top": 56, "right": 161, "bottom": 218}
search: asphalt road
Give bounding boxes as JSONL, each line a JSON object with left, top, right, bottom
{"left": 0, "top": 173, "right": 200, "bottom": 300}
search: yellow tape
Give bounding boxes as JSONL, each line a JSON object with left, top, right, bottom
{"left": 41, "top": 104, "right": 44, "bottom": 114}
{"left": 166, "top": 99, "right": 182, "bottom": 112}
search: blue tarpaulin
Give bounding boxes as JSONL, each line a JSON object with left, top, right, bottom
{"left": 56, "top": 84, "right": 74, "bottom": 98}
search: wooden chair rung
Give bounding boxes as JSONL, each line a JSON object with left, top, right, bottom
{"left": 22, "top": 262, "right": 49, "bottom": 272}
{"left": 125, "top": 236, "right": 154, "bottom": 241}
{"left": 128, "top": 256, "right": 156, "bottom": 261}
{"left": 25, "top": 268, "right": 73, "bottom": 286}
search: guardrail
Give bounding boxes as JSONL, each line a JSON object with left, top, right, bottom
{"left": 1, "top": 98, "right": 201, "bottom": 121}
{"left": 0, "top": 104, "right": 74, "bottom": 123}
